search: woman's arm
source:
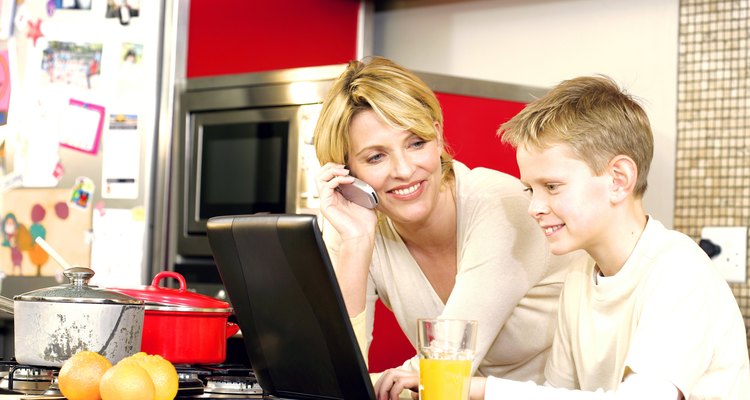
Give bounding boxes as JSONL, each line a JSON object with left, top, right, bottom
{"left": 316, "top": 162, "right": 378, "bottom": 316}
{"left": 442, "top": 185, "right": 553, "bottom": 373}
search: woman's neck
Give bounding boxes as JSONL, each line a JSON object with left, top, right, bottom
{"left": 393, "top": 181, "right": 457, "bottom": 251}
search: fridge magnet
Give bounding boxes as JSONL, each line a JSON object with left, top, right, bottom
{"left": 116, "top": 43, "right": 144, "bottom": 101}
{"left": 69, "top": 176, "right": 95, "bottom": 209}
{"left": 41, "top": 41, "right": 102, "bottom": 90}
{"left": 58, "top": 99, "right": 104, "bottom": 154}
{"left": 52, "top": 160, "right": 64, "bottom": 180}
{"left": 46, "top": 0, "right": 56, "bottom": 16}
{"left": 55, "top": 0, "right": 92, "bottom": 10}
{"left": 105, "top": 0, "right": 140, "bottom": 26}
{"left": 26, "top": 18, "right": 43, "bottom": 46}
{"left": 109, "top": 113, "right": 137, "bottom": 129}
{"left": 94, "top": 200, "right": 105, "bottom": 216}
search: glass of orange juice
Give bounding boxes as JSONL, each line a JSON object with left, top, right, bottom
{"left": 417, "top": 318, "right": 477, "bottom": 400}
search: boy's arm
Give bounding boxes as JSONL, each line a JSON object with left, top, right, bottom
{"left": 479, "top": 373, "right": 680, "bottom": 399}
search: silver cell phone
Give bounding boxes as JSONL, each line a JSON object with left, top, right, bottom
{"left": 336, "top": 177, "right": 379, "bottom": 209}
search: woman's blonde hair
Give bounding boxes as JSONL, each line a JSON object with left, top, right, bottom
{"left": 314, "top": 56, "right": 454, "bottom": 182}
{"left": 499, "top": 75, "right": 653, "bottom": 197}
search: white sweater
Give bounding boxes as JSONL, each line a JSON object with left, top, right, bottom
{"left": 326, "top": 161, "right": 589, "bottom": 382}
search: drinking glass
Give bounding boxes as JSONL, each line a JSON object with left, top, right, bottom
{"left": 417, "top": 318, "right": 477, "bottom": 400}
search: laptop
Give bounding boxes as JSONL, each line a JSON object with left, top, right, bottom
{"left": 206, "top": 213, "right": 376, "bottom": 400}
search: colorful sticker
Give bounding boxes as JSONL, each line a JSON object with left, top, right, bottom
{"left": 70, "top": 177, "right": 95, "bottom": 209}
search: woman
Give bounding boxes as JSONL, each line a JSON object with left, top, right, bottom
{"left": 313, "top": 56, "right": 587, "bottom": 400}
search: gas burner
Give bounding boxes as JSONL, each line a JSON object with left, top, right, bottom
{"left": 173, "top": 364, "right": 263, "bottom": 399}
{"left": 204, "top": 375, "right": 261, "bottom": 395}
{"left": 0, "top": 363, "right": 57, "bottom": 395}
{"left": 43, "top": 373, "right": 62, "bottom": 396}
{"left": 175, "top": 366, "right": 207, "bottom": 397}
{"left": 201, "top": 364, "right": 253, "bottom": 376}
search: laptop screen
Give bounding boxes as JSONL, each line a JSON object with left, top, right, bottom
{"left": 207, "top": 213, "right": 376, "bottom": 400}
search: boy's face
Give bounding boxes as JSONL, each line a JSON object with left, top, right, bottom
{"left": 517, "top": 143, "right": 612, "bottom": 256}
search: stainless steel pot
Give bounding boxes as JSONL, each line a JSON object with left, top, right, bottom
{"left": 0, "top": 267, "right": 145, "bottom": 367}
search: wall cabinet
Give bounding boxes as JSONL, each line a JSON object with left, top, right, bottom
{"left": 186, "top": 0, "right": 360, "bottom": 78}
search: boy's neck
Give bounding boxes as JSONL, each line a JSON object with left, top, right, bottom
{"left": 589, "top": 201, "right": 648, "bottom": 277}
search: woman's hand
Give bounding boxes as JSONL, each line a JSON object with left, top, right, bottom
{"left": 469, "top": 377, "right": 486, "bottom": 400}
{"left": 374, "top": 368, "right": 419, "bottom": 400}
{"left": 316, "top": 162, "right": 377, "bottom": 239}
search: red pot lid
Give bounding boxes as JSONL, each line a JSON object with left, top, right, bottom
{"left": 110, "top": 271, "right": 231, "bottom": 311}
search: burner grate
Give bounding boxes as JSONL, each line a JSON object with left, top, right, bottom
{"left": 0, "top": 360, "right": 58, "bottom": 395}
{"left": 174, "top": 364, "right": 262, "bottom": 399}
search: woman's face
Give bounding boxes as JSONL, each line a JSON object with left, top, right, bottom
{"left": 346, "top": 109, "right": 443, "bottom": 225}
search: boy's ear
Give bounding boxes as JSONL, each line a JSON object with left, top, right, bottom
{"left": 608, "top": 155, "right": 638, "bottom": 203}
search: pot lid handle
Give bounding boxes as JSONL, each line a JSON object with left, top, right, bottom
{"left": 64, "top": 267, "right": 95, "bottom": 288}
{"left": 151, "top": 271, "right": 187, "bottom": 292}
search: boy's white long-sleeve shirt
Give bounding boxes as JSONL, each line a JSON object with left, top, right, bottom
{"left": 486, "top": 217, "right": 750, "bottom": 399}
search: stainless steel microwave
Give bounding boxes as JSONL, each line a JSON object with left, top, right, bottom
{"left": 174, "top": 65, "right": 346, "bottom": 258}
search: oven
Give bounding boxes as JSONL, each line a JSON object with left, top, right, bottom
{"left": 173, "top": 64, "right": 346, "bottom": 260}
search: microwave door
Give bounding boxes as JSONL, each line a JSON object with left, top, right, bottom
{"left": 181, "top": 106, "right": 303, "bottom": 256}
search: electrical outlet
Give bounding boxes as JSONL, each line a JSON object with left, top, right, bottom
{"left": 700, "top": 226, "right": 747, "bottom": 283}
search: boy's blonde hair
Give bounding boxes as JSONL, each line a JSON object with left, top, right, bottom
{"left": 314, "top": 56, "right": 454, "bottom": 182}
{"left": 499, "top": 75, "right": 653, "bottom": 197}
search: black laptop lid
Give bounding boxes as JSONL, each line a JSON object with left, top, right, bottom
{"left": 206, "top": 214, "right": 376, "bottom": 400}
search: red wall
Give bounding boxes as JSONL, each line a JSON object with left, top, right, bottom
{"left": 438, "top": 92, "right": 524, "bottom": 176}
{"left": 367, "top": 94, "right": 526, "bottom": 372}
{"left": 187, "top": 0, "right": 360, "bottom": 78}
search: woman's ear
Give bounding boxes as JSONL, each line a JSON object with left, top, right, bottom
{"left": 608, "top": 155, "right": 638, "bottom": 203}
{"left": 432, "top": 121, "right": 445, "bottom": 152}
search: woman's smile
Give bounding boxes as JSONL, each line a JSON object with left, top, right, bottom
{"left": 389, "top": 181, "right": 425, "bottom": 199}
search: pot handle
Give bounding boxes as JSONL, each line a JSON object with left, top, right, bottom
{"left": 0, "top": 296, "right": 13, "bottom": 315}
{"left": 150, "top": 271, "right": 188, "bottom": 292}
{"left": 226, "top": 321, "right": 240, "bottom": 338}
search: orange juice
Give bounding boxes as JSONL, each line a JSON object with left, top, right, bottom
{"left": 419, "top": 358, "right": 471, "bottom": 400}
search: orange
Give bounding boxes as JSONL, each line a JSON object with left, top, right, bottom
{"left": 99, "top": 358, "right": 155, "bottom": 400}
{"left": 58, "top": 350, "right": 112, "bottom": 400}
{"left": 127, "top": 352, "right": 179, "bottom": 400}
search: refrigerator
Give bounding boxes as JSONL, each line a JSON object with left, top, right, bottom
{"left": 0, "top": 0, "right": 173, "bottom": 290}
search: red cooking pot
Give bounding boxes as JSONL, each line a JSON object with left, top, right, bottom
{"left": 111, "top": 271, "right": 240, "bottom": 364}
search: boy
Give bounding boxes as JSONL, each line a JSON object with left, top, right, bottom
{"left": 471, "top": 75, "right": 750, "bottom": 399}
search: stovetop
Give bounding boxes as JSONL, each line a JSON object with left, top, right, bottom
{"left": 0, "top": 359, "right": 265, "bottom": 399}
{"left": 174, "top": 364, "right": 263, "bottom": 398}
